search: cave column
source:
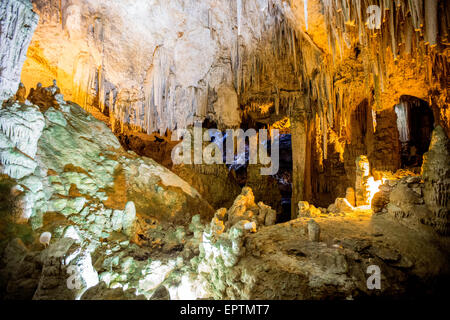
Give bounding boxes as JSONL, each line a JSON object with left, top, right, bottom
{"left": 291, "top": 108, "right": 310, "bottom": 219}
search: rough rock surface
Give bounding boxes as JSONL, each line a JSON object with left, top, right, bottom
{"left": 80, "top": 281, "right": 146, "bottom": 300}
{"left": 368, "top": 127, "right": 450, "bottom": 236}
{"left": 421, "top": 126, "right": 450, "bottom": 235}
{"left": 196, "top": 203, "right": 449, "bottom": 299}
{"left": 371, "top": 182, "right": 393, "bottom": 214}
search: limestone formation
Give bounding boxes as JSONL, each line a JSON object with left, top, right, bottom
{"left": 0, "top": 0, "right": 38, "bottom": 101}
{"left": 122, "top": 202, "right": 136, "bottom": 237}
{"left": 15, "top": 83, "right": 27, "bottom": 103}
{"left": 371, "top": 182, "right": 394, "bottom": 214}
{"left": 22, "top": 0, "right": 296, "bottom": 132}
{"left": 149, "top": 285, "right": 171, "bottom": 300}
{"left": 81, "top": 282, "right": 146, "bottom": 300}
{"left": 39, "top": 232, "right": 51, "bottom": 247}
{"left": 172, "top": 163, "right": 241, "bottom": 210}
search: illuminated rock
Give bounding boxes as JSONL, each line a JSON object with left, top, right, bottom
{"left": 327, "top": 198, "right": 354, "bottom": 214}
{"left": 386, "top": 177, "right": 431, "bottom": 232}
{"left": 355, "top": 155, "right": 371, "bottom": 206}
{"left": 39, "top": 232, "right": 52, "bottom": 247}
{"left": 197, "top": 188, "right": 278, "bottom": 298}
{"left": 298, "top": 201, "right": 322, "bottom": 218}
{"left": 345, "top": 187, "right": 356, "bottom": 207}
{"left": 15, "top": 83, "right": 27, "bottom": 103}
{"left": 258, "top": 202, "right": 277, "bottom": 226}
{"left": 0, "top": 104, "right": 45, "bottom": 158}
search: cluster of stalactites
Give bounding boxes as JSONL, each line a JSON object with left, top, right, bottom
{"left": 238, "top": 11, "right": 335, "bottom": 123}
{"left": 322, "top": 0, "right": 448, "bottom": 105}
{"left": 323, "top": 0, "right": 446, "bottom": 57}
{"left": 236, "top": 4, "right": 350, "bottom": 167}
{"left": 88, "top": 0, "right": 301, "bottom": 135}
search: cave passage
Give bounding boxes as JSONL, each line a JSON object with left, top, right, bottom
{"left": 222, "top": 128, "right": 293, "bottom": 222}
{"left": 395, "top": 96, "right": 435, "bottom": 169}
{"left": 274, "top": 134, "right": 293, "bottom": 223}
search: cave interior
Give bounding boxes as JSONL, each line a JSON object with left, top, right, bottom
{"left": 0, "top": 0, "right": 449, "bottom": 301}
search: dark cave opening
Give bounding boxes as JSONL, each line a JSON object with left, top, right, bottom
{"left": 274, "top": 134, "right": 293, "bottom": 223}
{"left": 395, "top": 95, "right": 435, "bottom": 169}
{"left": 225, "top": 122, "right": 293, "bottom": 222}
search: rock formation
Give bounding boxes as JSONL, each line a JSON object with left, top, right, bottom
{"left": 421, "top": 126, "right": 450, "bottom": 235}
{"left": 0, "top": 86, "right": 214, "bottom": 299}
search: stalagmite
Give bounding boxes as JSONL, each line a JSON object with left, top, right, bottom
{"left": 308, "top": 219, "right": 320, "bottom": 242}
{"left": 421, "top": 126, "right": 450, "bottom": 235}
{"left": 39, "top": 232, "right": 52, "bottom": 247}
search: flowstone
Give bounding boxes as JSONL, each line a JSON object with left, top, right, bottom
{"left": 0, "top": 102, "right": 45, "bottom": 179}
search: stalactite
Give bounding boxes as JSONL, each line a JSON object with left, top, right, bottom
{"left": 425, "top": 0, "right": 438, "bottom": 47}
{"left": 304, "top": 0, "right": 308, "bottom": 30}
{"left": 237, "top": 0, "right": 243, "bottom": 36}
{"left": 394, "top": 101, "right": 410, "bottom": 142}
